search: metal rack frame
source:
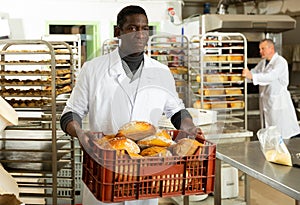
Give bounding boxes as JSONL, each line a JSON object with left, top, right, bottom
{"left": 0, "top": 39, "right": 76, "bottom": 205}
{"left": 147, "top": 34, "right": 191, "bottom": 106}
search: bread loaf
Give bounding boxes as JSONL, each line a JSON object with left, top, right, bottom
{"left": 98, "top": 136, "right": 140, "bottom": 154}
{"left": 211, "top": 102, "right": 227, "bottom": 109}
{"left": 140, "top": 146, "right": 172, "bottom": 157}
{"left": 117, "top": 121, "right": 156, "bottom": 141}
{"left": 229, "top": 101, "right": 244, "bottom": 109}
{"left": 170, "top": 138, "right": 203, "bottom": 156}
{"left": 137, "top": 135, "right": 176, "bottom": 148}
{"left": 155, "top": 129, "right": 172, "bottom": 140}
{"left": 199, "top": 88, "right": 224, "bottom": 96}
{"left": 225, "top": 88, "right": 242, "bottom": 95}
{"left": 193, "top": 100, "right": 211, "bottom": 109}
{"left": 227, "top": 55, "right": 243, "bottom": 61}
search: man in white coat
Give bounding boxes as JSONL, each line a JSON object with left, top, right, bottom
{"left": 60, "top": 5, "right": 203, "bottom": 205}
{"left": 243, "top": 39, "right": 300, "bottom": 139}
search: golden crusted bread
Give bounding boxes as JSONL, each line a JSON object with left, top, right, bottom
{"left": 140, "top": 146, "right": 172, "bottom": 157}
{"left": 137, "top": 135, "right": 176, "bottom": 148}
{"left": 98, "top": 136, "right": 140, "bottom": 154}
{"left": 170, "top": 138, "right": 203, "bottom": 156}
{"left": 95, "top": 134, "right": 115, "bottom": 146}
{"left": 117, "top": 121, "right": 156, "bottom": 141}
{"left": 155, "top": 129, "right": 172, "bottom": 140}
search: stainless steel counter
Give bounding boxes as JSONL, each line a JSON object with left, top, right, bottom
{"left": 201, "top": 122, "right": 253, "bottom": 144}
{"left": 215, "top": 139, "right": 300, "bottom": 205}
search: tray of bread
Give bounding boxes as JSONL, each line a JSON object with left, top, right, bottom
{"left": 81, "top": 121, "right": 216, "bottom": 203}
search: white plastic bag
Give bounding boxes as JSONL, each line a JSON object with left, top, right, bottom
{"left": 257, "top": 126, "right": 292, "bottom": 166}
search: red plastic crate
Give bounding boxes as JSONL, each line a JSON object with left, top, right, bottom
{"left": 82, "top": 130, "right": 216, "bottom": 203}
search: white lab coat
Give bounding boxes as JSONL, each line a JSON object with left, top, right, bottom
{"left": 251, "top": 52, "right": 300, "bottom": 139}
{"left": 62, "top": 49, "right": 185, "bottom": 205}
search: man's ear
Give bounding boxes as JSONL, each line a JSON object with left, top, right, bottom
{"left": 114, "top": 26, "right": 120, "bottom": 38}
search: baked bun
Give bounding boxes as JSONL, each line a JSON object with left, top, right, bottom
{"left": 117, "top": 121, "right": 156, "bottom": 141}
{"left": 137, "top": 135, "right": 176, "bottom": 148}
{"left": 155, "top": 129, "right": 172, "bottom": 140}
{"left": 127, "top": 152, "right": 144, "bottom": 159}
{"left": 98, "top": 136, "right": 140, "bottom": 154}
{"left": 140, "top": 146, "right": 172, "bottom": 157}
{"left": 95, "top": 134, "right": 115, "bottom": 146}
{"left": 170, "top": 138, "right": 203, "bottom": 156}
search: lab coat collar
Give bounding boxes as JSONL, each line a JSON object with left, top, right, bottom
{"left": 108, "top": 49, "right": 123, "bottom": 77}
{"left": 108, "top": 48, "right": 154, "bottom": 79}
{"left": 266, "top": 52, "right": 279, "bottom": 67}
{"left": 263, "top": 52, "right": 278, "bottom": 71}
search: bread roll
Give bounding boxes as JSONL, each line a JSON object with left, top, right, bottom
{"left": 155, "top": 129, "right": 172, "bottom": 140}
{"left": 117, "top": 121, "right": 156, "bottom": 141}
{"left": 96, "top": 135, "right": 115, "bottom": 146}
{"left": 140, "top": 146, "right": 172, "bottom": 157}
{"left": 170, "top": 138, "right": 203, "bottom": 156}
{"left": 127, "top": 152, "right": 143, "bottom": 158}
{"left": 99, "top": 136, "right": 140, "bottom": 154}
{"left": 137, "top": 135, "right": 176, "bottom": 148}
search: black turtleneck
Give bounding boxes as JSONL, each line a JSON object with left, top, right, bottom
{"left": 265, "top": 60, "right": 270, "bottom": 67}
{"left": 119, "top": 49, "right": 144, "bottom": 74}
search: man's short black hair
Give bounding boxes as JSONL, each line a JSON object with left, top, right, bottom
{"left": 117, "top": 5, "right": 148, "bottom": 28}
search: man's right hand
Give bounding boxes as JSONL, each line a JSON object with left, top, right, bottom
{"left": 242, "top": 68, "right": 252, "bottom": 80}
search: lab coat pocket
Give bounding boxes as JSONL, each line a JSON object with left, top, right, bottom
{"left": 269, "top": 94, "right": 287, "bottom": 110}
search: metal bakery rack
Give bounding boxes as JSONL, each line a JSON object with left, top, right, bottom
{"left": 0, "top": 39, "right": 76, "bottom": 205}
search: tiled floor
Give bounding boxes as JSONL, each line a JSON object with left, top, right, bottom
{"left": 159, "top": 174, "right": 296, "bottom": 205}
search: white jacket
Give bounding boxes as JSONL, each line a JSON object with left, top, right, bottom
{"left": 62, "top": 48, "right": 185, "bottom": 205}
{"left": 63, "top": 48, "right": 184, "bottom": 134}
{"left": 251, "top": 52, "right": 300, "bottom": 139}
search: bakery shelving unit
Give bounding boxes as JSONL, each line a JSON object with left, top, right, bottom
{"left": 0, "top": 39, "right": 76, "bottom": 205}
{"left": 147, "top": 34, "right": 190, "bottom": 106}
{"left": 192, "top": 32, "right": 250, "bottom": 138}
{"left": 102, "top": 38, "right": 119, "bottom": 55}
{"left": 189, "top": 35, "right": 202, "bottom": 106}
{"left": 42, "top": 34, "right": 81, "bottom": 69}
{"left": 42, "top": 34, "right": 85, "bottom": 204}
{"left": 42, "top": 34, "right": 81, "bottom": 79}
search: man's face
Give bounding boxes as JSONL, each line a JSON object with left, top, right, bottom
{"left": 116, "top": 14, "right": 149, "bottom": 56}
{"left": 259, "top": 41, "right": 274, "bottom": 60}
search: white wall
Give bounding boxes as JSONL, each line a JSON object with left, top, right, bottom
{"left": 0, "top": 0, "right": 183, "bottom": 46}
